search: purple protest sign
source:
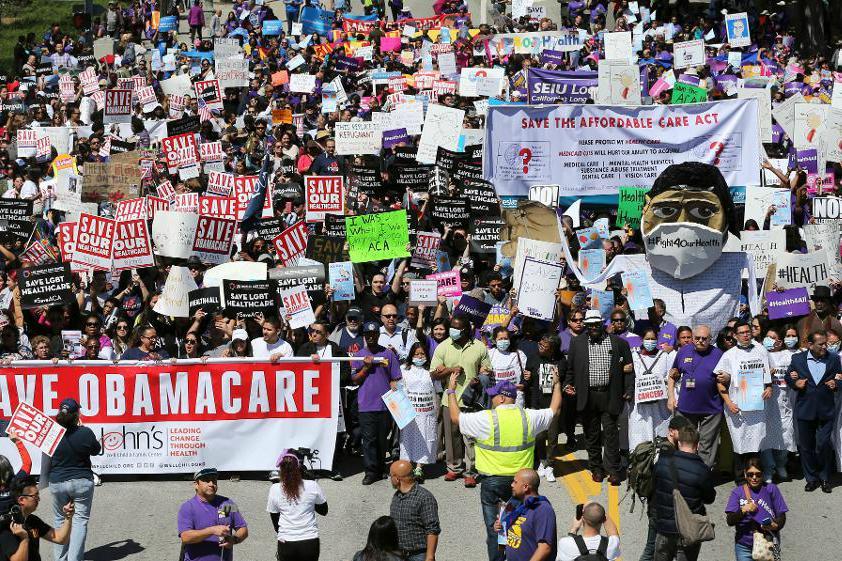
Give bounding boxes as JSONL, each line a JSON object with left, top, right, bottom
{"left": 767, "top": 287, "right": 810, "bottom": 320}
{"left": 526, "top": 68, "right": 597, "bottom": 104}
{"left": 796, "top": 148, "right": 818, "bottom": 174}
{"left": 334, "top": 56, "right": 364, "bottom": 71}
{"left": 714, "top": 74, "right": 738, "bottom": 93}
{"left": 772, "top": 123, "right": 783, "bottom": 144}
{"left": 677, "top": 73, "right": 701, "bottom": 86}
{"left": 540, "top": 50, "right": 566, "bottom": 66}
{"left": 383, "top": 128, "right": 409, "bottom": 148}
{"left": 783, "top": 81, "right": 805, "bottom": 97}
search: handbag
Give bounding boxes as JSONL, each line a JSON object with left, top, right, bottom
{"left": 668, "top": 457, "right": 715, "bottom": 547}
{"left": 743, "top": 485, "right": 781, "bottom": 561}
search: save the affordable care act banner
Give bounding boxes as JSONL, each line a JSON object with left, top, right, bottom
{"left": 483, "top": 98, "right": 761, "bottom": 197}
{"left": 0, "top": 359, "right": 338, "bottom": 474}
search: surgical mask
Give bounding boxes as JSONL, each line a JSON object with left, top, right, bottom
{"left": 642, "top": 340, "right": 658, "bottom": 352}
{"left": 449, "top": 327, "right": 463, "bottom": 340}
{"left": 763, "top": 337, "right": 776, "bottom": 351}
{"left": 496, "top": 339, "right": 511, "bottom": 352}
{"left": 641, "top": 221, "right": 725, "bottom": 280}
{"left": 829, "top": 343, "right": 841, "bottom": 353}
{"left": 412, "top": 357, "right": 426, "bottom": 366}
{"left": 784, "top": 336, "right": 798, "bottom": 349}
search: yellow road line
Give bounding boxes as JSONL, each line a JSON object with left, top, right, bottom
{"left": 608, "top": 483, "right": 622, "bottom": 561}
{"left": 558, "top": 452, "right": 590, "bottom": 506}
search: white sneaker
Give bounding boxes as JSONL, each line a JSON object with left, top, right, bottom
{"left": 537, "top": 464, "right": 547, "bottom": 477}
{"left": 544, "top": 469, "right": 556, "bottom": 483}
{"left": 93, "top": 473, "right": 102, "bottom": 487}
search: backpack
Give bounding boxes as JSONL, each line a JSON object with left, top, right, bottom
{"left": 572, "top": 534, "right": 609, "bottom": 561}
{"left": 626, "top": 436, "right": 671, "bottom": 512}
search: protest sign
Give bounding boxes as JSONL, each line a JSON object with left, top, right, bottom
{"left": 72, "top": 213, "right": 115, "bottom": 271}
{"left": 305, "top": 176, "right": 344, "bottom": 222}
{"left": 0, "top": 200, "right": 33, "bottom": 243}
{"left": 153, "top": 266, "right": 197, "bottom": 317}
{"left": 290, "top": 74, "right": 318, "bottom": 93}
{"left": 161, "top": 133, "right": 199, "bottom": 173}
{"left": 737, "top": 87, "right": 773, "bottom": 144}
{"left": 578, "top": 249, "right": 606, "bottom": 281}
{"left": 269, "top": 264, "right": 326, "bottom": 303}
{"left": 517, "top": 257, "right": 563, "bottom": 321}
{"left": 725, "top": 12, "right": 751, "bottom": 47}
{"left": 104, "top": 89, "right": 132, "bottom": 123}
{"left": 152, "top": 211, "right": 199, "bottom": 259}
{"left": 300, "top": 5, "right": 335, "bottom": 34}
{"left": 280, "top": 285, "right": 316, "bottom": 329}
{"left": 215, "top": 58, "right": 249, "bottom": 88}
{"left": 192, "top": 216, "right": 236, "bottom": 265}
{"left": 812, "top": 197, "right": 842, "bottom": 219}
{"left": 635, "top": 367, "right": 668, "bottom": 403}
{"left": 734, "top": 366, "right": 765, "bottom": 412}
{"left": 590, "top": 289, "right": 614, "bottom": 319}
{"left": 744, "top": 186, "right": 791, "bottom": 228}
{"left": 766, "top": 287, "right": 811, "bottom": 320}
{"left": 382, "top": 389, "right": 416, "bottom": 430}
{"left": 112, "top": 219, "right": 155, "bottom": 271}
{"left": 306, "top": 235, "right": 349, "bottom": 265}
{"left": 484, "top": 100, "right": 760, "bottom": 196}
{"left": 199, "top": 196, "right": 238, "bottom": 220}
{"left": 671, "top": 81, "right": 707, "bottom": 104}
{"left": 56, "top": 222, "right": 76, "bottom": 264}
{"left": 335, "top": 122, "right": 381, "bottom": 155}
{"left": 734, "top": 230, "right": 785, "bottom": 280}
{"left": 272, "top": 221, "right": 309, "bottom": 267}
{"left": 604, "top": 31, "right": 632, "bottom": 62}
{"left": 461, "top": 181, "right": 500, "bottom": 216}
{"left": 673, "top": 39, "right": 705, "bottom": 69}
{"left": 417, "top": 104, "right": 465, "bottom": 164}
{"left": 774, "top": 251, "right": 829, "bottom": 291}
{"left": 323, "top": 214, "right": 347, "bottom": 238}
{"left": 430, "top": 197, "right": 470, "bottom": 227}
{"left": 426, "top": 270, "right": 462, "bottom": 298}
{"left": 528, "top": 184, "right": 561, "bottom": 208}
{"left": 262, "top": 19, "right": 282, "bottom": 35}
{"left": 6, "top": 402, "right": 65, "bottom": 456}
{"left": 19, "top": 263, "right": 73, "bottom": 309}
{"left": 347, "top": 164, "right": 382, "bottom": 196}
{"left": 616, "top": 186, "right": 649, "bottom": 228}
{"left": 328, "top": 261, "right": 355, "bottom": 301}
{"left": 223, "top": 280, "right": 278, "bottom": 318}
{"left": 346, "top": 211, "right": 410, "bottom": 263}
{"left": 454, "top": 294, "right": 492, "bottom": 326}
{"left": 470, "top": 218, "right": 505, "bottom": 254}
{"left": 412, "top": 232, "right": 441, "bottom": 269}
{"left": 206, "top": 171, "right": 234, "bottom": 196}
{"left": 512, "top": 238, "right": 564, "bottom": 288}
{"left": 409, "top": 280, "right": 438, "bottom": 306}
{"left": 0, "top": 360, "right": 339, "bottom": 472}
{"left": 194, "top": 80, "right": 223, "bottom": 110}
{"left": 188, "top": 287, "right": 221, "bottom": 317}
{"left": 81, "top": 160, "right": 142, "bottom": 203}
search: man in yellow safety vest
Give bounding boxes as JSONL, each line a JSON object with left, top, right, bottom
{"left": 447, "top": 371, "right": 563, "bottom": 561}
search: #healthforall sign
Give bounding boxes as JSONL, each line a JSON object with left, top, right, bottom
{"left": 482, "top": 99, "right": 761, "bottom": 196}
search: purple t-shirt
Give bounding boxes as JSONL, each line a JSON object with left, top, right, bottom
{"left": 618, "top": 331, "right": 643, "bottom": 351}
{"left": 351, "top": 346, "right": 403, "bottom": 412}
{"left": 657, "top": 322, "right": 678, "bottom": 349}
{"left": 724, "top": 483, "right": 788, "bottom": 547}
{"left": 505, "top": 499, "right": 557, "bottom": 561}
{"left": 673, "top": 344, "right": 724, "bottom": 415}
{"left": 177, "top": 494, "right": 248, "bottom": 561}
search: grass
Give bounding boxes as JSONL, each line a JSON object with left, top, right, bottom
{"left": 0, "top": 0, "right": 109, "bottom": 74}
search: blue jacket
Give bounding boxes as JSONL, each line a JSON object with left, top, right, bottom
{"left": 786, "top": 350, "right": 841, "bottom": 421}
{"left": 653, "top": 450, "right": 716, "bottom": 536}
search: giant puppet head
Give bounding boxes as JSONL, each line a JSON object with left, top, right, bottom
{"left": 640, "top": 162, "right": 736, "bottom": 280}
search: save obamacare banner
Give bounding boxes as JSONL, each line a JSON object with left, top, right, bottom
{"left": 0, "top": 359, "right": 339, "bottom": 474}
{"left": 482, "top": 98, "right": 761, "bottom": 197}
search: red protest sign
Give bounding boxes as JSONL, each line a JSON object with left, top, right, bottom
{"left": 72, "top": 213, "right": 115, "bottom": 271}
{"left": 56, "top": 222, "right": 77, "bottom": 265}
{"left": 193, "top": 215, "right": 237, "bottom": 264}
{"left": 7, "top": 402, "right": 66, "bottom": 456}
{"left": 199, "top": 195, "right": 239, "bottom": 220}
{"left": 233, "top": 175, "right": 273, "bottom": 220}
{"left": 305, "top": 176, "right": 344, "bottom": 222}
{"left": 272, "top": 221, "right": 309, "bottom": 267}
{"left": 112, "top": 218, "right": 155, "bottom": 271}
{"left": 199, "top": 141, "right": 224, "bottom": 163}
{"left": 146, "top": 196, "right": 170, "bottom": 222}
{"left": 194, "top": 79, "right": 223, "bottom": 109}
{"left": 104, "top": 89, "right": 132, "bottom": 123}
{"left": 411, "top": 231, "right": 441, "bottom": 269}
{"left": 206, "top": 170, "right": 234, "bottom": 196}
{"left": 115, "top": 197, "right": 148, "bottom": 221}
{"left": 161, "top": 133, "right": 198, "bottom": 173}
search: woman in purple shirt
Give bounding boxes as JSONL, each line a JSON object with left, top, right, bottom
{"left": 725, "top": 457, "right": 788, "bottom": 561}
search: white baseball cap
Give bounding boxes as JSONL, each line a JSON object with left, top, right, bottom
{"left": 583, "top": 309, "right": 603, "bottom": 325}
{"left": 232, "top": 329, "right": 249, "bottom": 342}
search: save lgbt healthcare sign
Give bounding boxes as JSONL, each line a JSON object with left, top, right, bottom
{"left": 482, "top": 98, "right": 761, "bottom": 197}
{"left": 0, "top": 359, "right": 339, "bottom": 474}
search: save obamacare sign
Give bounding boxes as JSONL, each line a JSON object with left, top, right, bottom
{"left": 0, "top": 359, "right": 339, "bottom": 474}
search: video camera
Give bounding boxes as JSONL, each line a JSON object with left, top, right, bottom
{"left": 287, "top": 447, "right": 321, "bottom": 478}
{"left": 0, "top": 505, "right": 24, "bottom": 528}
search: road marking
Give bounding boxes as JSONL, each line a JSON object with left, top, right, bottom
{"left": 608, "top": 483, "right": 622, "bottom": 561}
{"left": 558, "top": 452, "right": 590, "bottom": 506}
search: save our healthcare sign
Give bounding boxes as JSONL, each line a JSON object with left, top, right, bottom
{"left": 0, "top": 359, "right": 340, "bottom": 474}
{"left": 482, "top": 99, "right": 761, "bottom": 196}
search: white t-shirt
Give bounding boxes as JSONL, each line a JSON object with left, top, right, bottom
{"left": 458, "top": 404, "right": 554, "bottom": 441}
{"left": 251, "top": 337, "right": 293, "bottom": 359}
{"left": 556, "top": 535, "right": 621, "bottom": 561}
{"left": 266, "top": 479, "right": 326, "bottom": 542}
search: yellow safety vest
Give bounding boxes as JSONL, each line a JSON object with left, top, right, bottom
{"left": 475, "top": 406, "right": 535, "bottom": 476}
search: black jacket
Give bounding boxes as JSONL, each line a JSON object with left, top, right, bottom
{"left": 563, "top": 332, "right": 633, "bottom": 415}
{"left": 653, "top": 450, "right": 716, "bottom": 536}
{"left": 295, "top": 341, "right": 351, "bottom": 385}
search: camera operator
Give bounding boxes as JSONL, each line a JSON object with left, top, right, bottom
{"left": 177, "top": 468, "right": 248, "bottom": 561}
{"left": 0, "top": 475, "right": 74, "bottom": 561}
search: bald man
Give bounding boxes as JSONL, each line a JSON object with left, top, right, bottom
{"left": 556, "top": 501, "right": 621, "bottom": 561}
{"left": 389, "top": 460, "right": 440, "bottom": 561}
{"left": 494, "top": 468, "right": 557, "bottom": 561}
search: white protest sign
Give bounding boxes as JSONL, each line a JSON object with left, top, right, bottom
{"left": 159, "top": 74, "right": 193, "bottom": 97}
{"left": 335, "top": 122, "right": 381, "bottom": 155}
{"left": 280, "top": 285, "right": 316, "bottom": 329}
{"left": 516, "top": 257, "right": 563, "bottom": 321}
{"left": 725, "top": 12, "right": 751, "bottom": 48}
{"left": 112, "top": 219, "right": 155, "bottom": 271}
{"left": 736, "top": 230, "right": 786, "bottom": 280}
{"left": 793, "top": 102, "right": 829, "bottom": 148}
{"left": 597, "top": 61, "right": 641, "bottom": 105}
{"left": 771, "top": 92, "right": 804, "bottom": 140}
{"left": 635, "top": 367, "right": 667, "bottom": 403}
{"left": 417, "top": 104, "right": 465, "bottom": 164}
{"left": 774, "top": 251, "right": 829, "bottom": 291}
{"left": 7, "top": 402, "right": 65, "bottom": 456}
{"left": 738, "top": 87, "right": 772, "bottom": 143}
{"left": 290, "top": 74, "right": 318, "bottom": 93}
{"left": 151, "top": 211, "right": 199, "bottom": 259}
{"left": 513, "top": 238, "right": 564, "bottom": 288}
{"left": 604, "top": 31, "right": 633, "bottom": 62}
{"left": 673, "top": 39, "right": 705, "bottom": 69}
{"left": 744, "top": 186, "right": 790, "bottom": 229}
{"left": 215, "top": 58, "right": 249, "bottom": 88}
{"left": 153, "top": 265, "right": 197, "bottom": 318}
{"left": 408, "top": 280, "right": 438, "bottom": 306}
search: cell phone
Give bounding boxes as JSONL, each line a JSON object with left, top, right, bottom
{"left": 759, "top": 517, "right": 772, "bottom": 526}
{"left": 576, "top": 504, "right": 584, "bottom": 520}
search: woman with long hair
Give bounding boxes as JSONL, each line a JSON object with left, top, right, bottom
{"left": 267, "top": 451, "right": 328, "bottom": 561}
{"left": 352, "top": 516, "right": 406, "bottom": 561}
{"left": 398, "top": 343, "right": 438, "bottom": 481}
{"left": 105, "top": 317, "right": 132, "bottom": 359}
{"left": 48, "top": 398, "right": 101, "bottom": 561}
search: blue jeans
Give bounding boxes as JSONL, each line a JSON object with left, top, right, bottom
{"left": 406, "top": 552, "right": 426, "bottom": 561}
{"left": 50, "top": 478, "right": 95, "bottom": 561}
{"left": 480, "top": 475, "right": 515, "bottom": 561}
{"left": 759, "top": 449, "right": 788, "bottom": 480}
{"left": 735, "top": 542, "right": 753, "bottom": 561}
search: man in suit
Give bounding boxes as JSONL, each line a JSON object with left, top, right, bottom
{"left": 563, "top": 309, "right": 633, "bottom": 484}
{"left": 786, "top": 329, "right": 840, "bottom": 493}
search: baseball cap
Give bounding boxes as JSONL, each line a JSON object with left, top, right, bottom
{"left": 346, "top": 306, "right": 363, "bottom": 320}
{"left": 193, "top": 467, "right": 219, "bottom": 481}
{"left": 59, "top": 398, "right": 80, "bottom": 413}
{"left": 232, "top": 329, "right": 249, "bottom": 342}
{"left": 583, "top": 309, "right": 603, "bottom": 325}
{"left": 363, "top": 320, "right": 380, "bottom": 333}
{"left": 486, "top": 381, "right": 517, "bottom": 399}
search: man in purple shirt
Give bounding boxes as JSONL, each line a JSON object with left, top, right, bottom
{"left": 609, "top": 310, "right": 642, "bottom": 351}
{"left": 177, "top": 468, "right": 248, "bottom": 561}
{"left": 351, "top": 320, "right": 402, "bottom": 485}
{"left": 559, "top": 309, "right": 586, "bottom": 354}
{"left": 496, "top": 469, "right": 557, "bottom": 561}
{"left": 668, "top": 325, "right": 725, "bottom": 468}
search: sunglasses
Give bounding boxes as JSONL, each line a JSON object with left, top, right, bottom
{"left": 745, "top": 472, "right": 763, "bottom": 479}
{"left": 381, "top": 314, "right": 398, "bottom": 319}
{"left": 185, "top": 339, "right": 198, "bottom": 344}
{"left": 569, "top": 318, "right": 584, "bottom": 322}
{"left": 117, "top": 325, "right": 128, "bottom": 330}
{"left": 86, "top": 322, "right": 100, "bottom": 327}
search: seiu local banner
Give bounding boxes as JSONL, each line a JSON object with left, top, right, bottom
{"left": 0, "top": 359, "right": 339, "bottom": 474}
{"left": 483, "top": 99, "right": 761, "bottom": 197}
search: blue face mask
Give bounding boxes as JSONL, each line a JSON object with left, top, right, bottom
{"left": 643, "top": 340, "right": 658, "bottom": 352}
{"left": 496, "top": 339, "right": 511, "bottom": 352}
{"left": 449, "top": 327, "right": 463, "bottom": 340}
{"left": 784, "top": 337, "right": 798, "bottom": 349}
{"left": 412, "top": 357, "right": 426, "bottom": 366}
{"left": 763, "top": 337, "right": 776, "bottom": 351}
{"left": 829, "top": 343, "right": 841, "bottom": 354}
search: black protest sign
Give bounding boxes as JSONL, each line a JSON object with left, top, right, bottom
{"left": 392, "top": 164, "right": 432, "bottom": 190}
{"left": 166, "top": 115, "right": 201, "bottom": 137}
{"left": 222, "top": 280, "right": 278, "bottom": 318}
{"left": 268, "top": 263, "right": 326, "bottom": 306}
{"left": 19, "top": 263, "right": 73, "bottom": 309}
{"left": 253, "top": 218, "right": 288, "bottom": 241}
{"left": 188, "top": 287, "right": 221, "bottom": 317}
{"left": 323, "top": 213, "right": 346, "bottom": 238}
{"left": 452, "top": 161, "right": 484, "bottom": 187}
{"left": 110, "top": 138, "right": 137, "bottom": 154}
{"left": 306, "top": 235, "right": 349, "bottom": 265}
{"left": 348, "top": 164, "right": 382, "bottom": 196}
{"left": 393, "top": 146, "right": 418, "bottom": 162}
{"left": 406, "top": 208, "right": 418, "bottom": 246}
{"left": 0, "top": 200, "right": 34, "bottom": 242}
{"left": 36, "top": 61, "right": 53, "bottom": 78}
{"left": 436, "top": 147, "right": 463, "bottom": 175}
{"left": 428, "top": 167, "right": 450, "bottom": 196}
{"left": 461, "top": 181, "right": 500, "bottom": 216}
{"left": 431, "top": 196, "right": 470, "bottom": 227}
{"left": 470, "top": 217, "right": 505, "bottom": 254}
{"left": 464, "top": 144, "right": 483, "bottom": 162}
{"left": 454, "top": 294, "right": 492, "bottom": 326}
